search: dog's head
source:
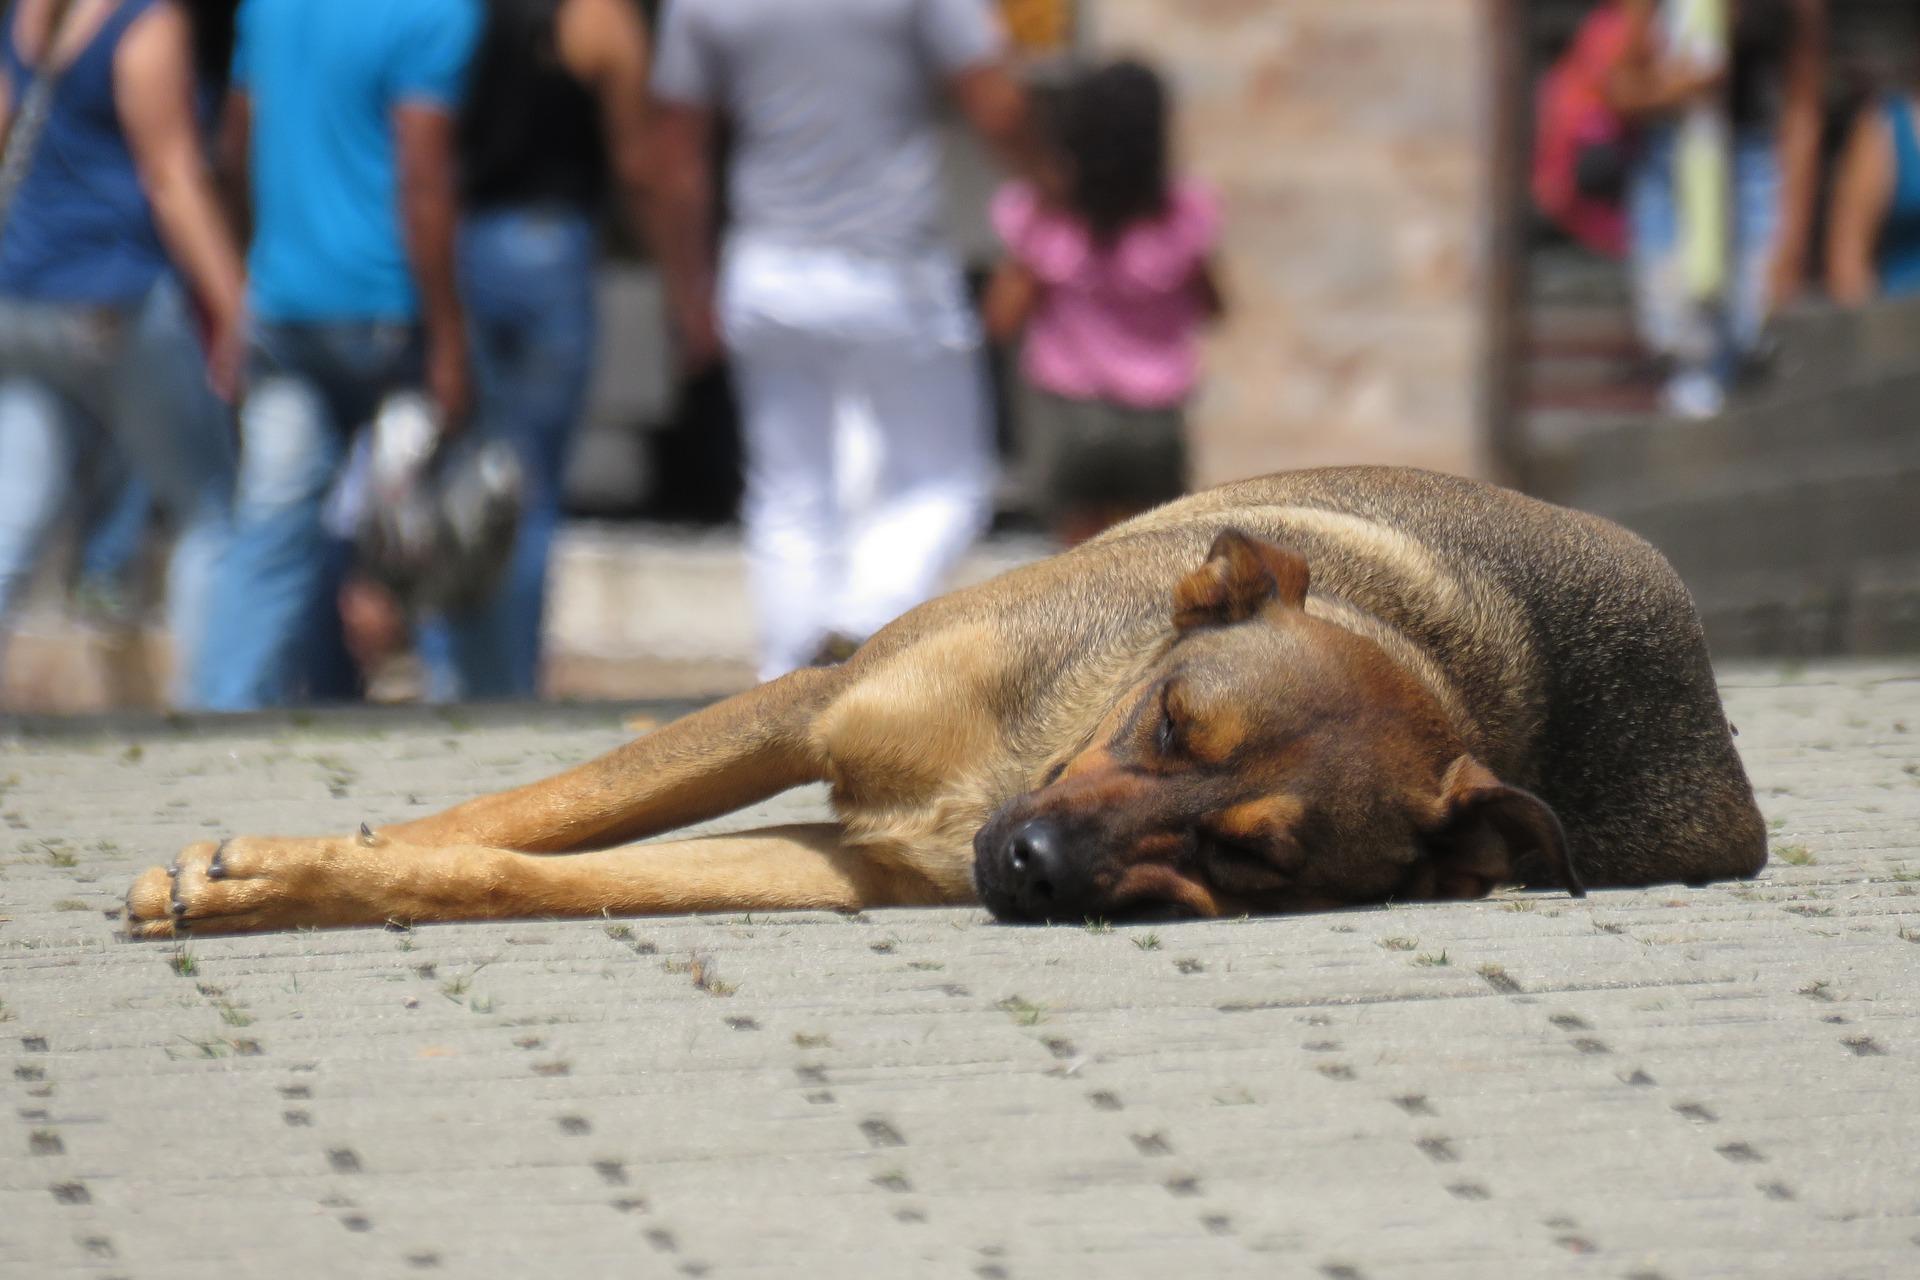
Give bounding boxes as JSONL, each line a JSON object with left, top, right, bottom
{"left": 972, "top": 529, "right": 1581, "bottom": 922}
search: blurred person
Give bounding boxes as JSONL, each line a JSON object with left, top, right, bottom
{"left": 1824, "top": 71, "right": 1920, "bottom": 302}
{"left": 1607, "top": 0, "right": 1825, "bottom": 420}
{"left": 201, "top": 0, "right": 479, "bottom": 710}
{"left": 648, "top": 0, "right": 1041, "bottom": 682}
{"left": 0, "top": 0, "right": 245, "bottom": 705}
{"left": 414, "top": 0, "right": 659, "bottom": 702}
{"left": 983, "top": 58, "right": 1224, "bottom": 547}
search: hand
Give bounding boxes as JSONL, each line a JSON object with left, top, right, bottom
{"left": 426, "top": 327, "right": 472, "bottom": 431}
{"left": 674, "top": 295, "right": 722, "bottom": 376}
{"left": 1661, "top": 58, "right": 1727, "bottom": 106}
{"left": 205, "top": 310, "right": 247, "bottom": 404}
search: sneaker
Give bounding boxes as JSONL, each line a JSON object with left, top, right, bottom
{"left": 1660, "top": 369, "right": 1725, "bottom": 421}
{"left": 807, "top": 632, "right": 864, "bottom": 667}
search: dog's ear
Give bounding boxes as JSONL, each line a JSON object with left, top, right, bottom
{"left": 1172, "top": 529, "right": 1310, "bottom": 632}
{"left": 1423, "top": 756, "right": 1584, "bottom": 900}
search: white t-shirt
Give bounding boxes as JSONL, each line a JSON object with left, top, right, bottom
{"left": 652, "top": 0, "right": 1001, "bottom": 258}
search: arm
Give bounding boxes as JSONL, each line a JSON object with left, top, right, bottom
{"left": 1824, "top": 105, "right": 1894, "bottom": 306}
{"left": 981, "top": 258, "right": 1037, "bottom": 344}
{"left": 644, "top": 101, "right": 720, "bottom": 370}
{"left": 114, "top": 2, "right": 247, "bottom": 396}
{"left": 1605, "top": 0, "right": 1723, "bottom": 120}
{"left": 214, "top": 89, "right": 250, "bottom": 242}
{"left": 647, "top": 0, "right": 723, "bottom": 370}
{"left": 393, "top": 102, "right": 470, "bottom": 422}
{"left": 555, "top": 0, "right": 655, "bottom": 250}
{"left": 1769, "top": 0, "right": 1827, "bottom": 307}
{"left": 948, "top": 61, "right": 1058, "bottom": 197}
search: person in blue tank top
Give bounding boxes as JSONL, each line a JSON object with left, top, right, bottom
{"left": 0, "top": 0, "right": 246, "bottom": 708}
{"left": 200, "top": 0, "right": 480, "bottom": 710}
{"left": 1825, "top": 83, "right": 1920, "bottom": 302}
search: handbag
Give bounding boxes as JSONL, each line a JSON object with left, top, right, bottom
{"left": 1573, "top": 137, "right": 1631, "bottom": 204}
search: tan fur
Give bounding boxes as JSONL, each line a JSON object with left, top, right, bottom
{"left": 1214, "top": 796, "right": 1307, "bottom": 844}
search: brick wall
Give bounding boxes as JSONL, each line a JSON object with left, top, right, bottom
{"left": 1093, "top": 0, "right": 1497, "bottom": 485}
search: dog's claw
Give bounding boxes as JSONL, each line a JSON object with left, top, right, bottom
{"left": 207, "top": 840, "right": 229, "bottom": 880}
{"left": 167, "top": 864, "right": 179, "bottom": 878}
{"left": 358, "top": 822, "right": 375, "bottom": 847}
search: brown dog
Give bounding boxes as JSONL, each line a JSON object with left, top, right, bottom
{"left": 126, "top": 467, "right": 1766, "bottom": 937}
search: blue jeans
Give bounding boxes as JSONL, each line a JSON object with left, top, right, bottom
{"left": 199, "top": 321, "right": 422, "bottom": 710}
{"left": 0, "top": 279, "right": 235, "bottom": 704}
{"left": 78, "top": 465, "right": 152, "bottom": 587}
{"left": 416, "top": 207, "right": 597, "bottom": 701}
{"left": 1628, "top": 125, "right": 1781, "bottom": 388}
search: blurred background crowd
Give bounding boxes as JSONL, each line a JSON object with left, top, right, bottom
{"left": 0, "top": 0, "right": 1915, "bottom": 715}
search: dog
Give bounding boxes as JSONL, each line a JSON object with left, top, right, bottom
{"left": 127, "top": 467, "right": 1767, "bottom": 937}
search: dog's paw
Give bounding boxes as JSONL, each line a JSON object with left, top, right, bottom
{"left": 124, "top": 836, "right": 366, "bottom": 938}
{"left": 125, "top": 857, "right": 188, "bottom": 939}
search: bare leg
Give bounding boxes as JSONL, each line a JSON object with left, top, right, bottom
{"left": 380, "top": 665, "right": 847, "bottom": 853}
{"left": 125, "top": 823, "right": 960, "bottom": 938}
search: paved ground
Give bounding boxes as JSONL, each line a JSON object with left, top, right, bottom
{"left": 2, "top": 662, "right": 1917, "bottom": 1278}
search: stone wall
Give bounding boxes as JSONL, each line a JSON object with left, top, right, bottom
{"left": 1093, "top": 0, "right": 1496, "bottom": 486}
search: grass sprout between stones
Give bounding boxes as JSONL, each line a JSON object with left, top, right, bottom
{"left": 998, "top": 995, "right": 1045, "bottom": 1026}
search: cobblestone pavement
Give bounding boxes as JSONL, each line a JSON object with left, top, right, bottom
{"left": 2, "top": 662, "right": 1917, "bottom": 1278}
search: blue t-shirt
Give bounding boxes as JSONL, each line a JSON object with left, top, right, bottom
{"left": 233, "top": 0, "right": 478, "bottom": 321}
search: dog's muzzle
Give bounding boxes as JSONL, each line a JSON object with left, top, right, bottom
{"left": 973, "top": 816, "right": 1100, "bottom": 923}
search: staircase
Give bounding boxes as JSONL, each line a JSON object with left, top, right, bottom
{"left": 1523, "top": 244, "right": 1660, "bottom": 424}
{"left": 1527, "top": 295, "right": 1920, "bottom": 656}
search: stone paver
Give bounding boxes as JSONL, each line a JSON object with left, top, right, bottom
{"left": 2, "top": 663, "right": 1917, "bottom": 1278}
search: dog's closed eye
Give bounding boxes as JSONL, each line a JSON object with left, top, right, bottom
{"left": 1155, "top": 683, "right": 1187, "bottom": 758}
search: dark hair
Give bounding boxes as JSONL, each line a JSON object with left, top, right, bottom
{"left": 1056, "top": 58, "right": 1171, "bottom": 248}
{"left": 182, "top": 0, "right": 239, "bottom": 96}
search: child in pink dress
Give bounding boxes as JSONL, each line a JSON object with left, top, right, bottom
{"left": 984, "top": 58, "right": 1225, "bottom": 544}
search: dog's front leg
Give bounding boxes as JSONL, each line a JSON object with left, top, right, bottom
{"left": 125, "top": 824, "right": 957, "bottom": 938}
{"left": 378, "top": 666, "right": 847, "bottom": 854}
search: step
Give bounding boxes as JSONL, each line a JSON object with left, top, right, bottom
{"left": 0, "top": 528, "right": 1055, "bottom": 715}
{"left": 1530, "top": 366, "right": 1920, "bottom": 504}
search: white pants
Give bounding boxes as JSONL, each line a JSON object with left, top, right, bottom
{"left": 720, "top": 237, "right": 994, "bottom": 681}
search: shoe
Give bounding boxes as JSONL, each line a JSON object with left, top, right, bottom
{"left": 807, "top": 632, "right": 864, "bottom": 667}
{"left": 1660, "top": 370, "right": 1724, "bottom": 421}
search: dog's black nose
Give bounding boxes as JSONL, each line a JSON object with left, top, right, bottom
{"left": 998, "top": 818, "right": 1075, "bottom": 920}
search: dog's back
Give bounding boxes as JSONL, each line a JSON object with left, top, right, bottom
{"left": 1095, "top": 467, "right": 1767, "bottom": 887}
